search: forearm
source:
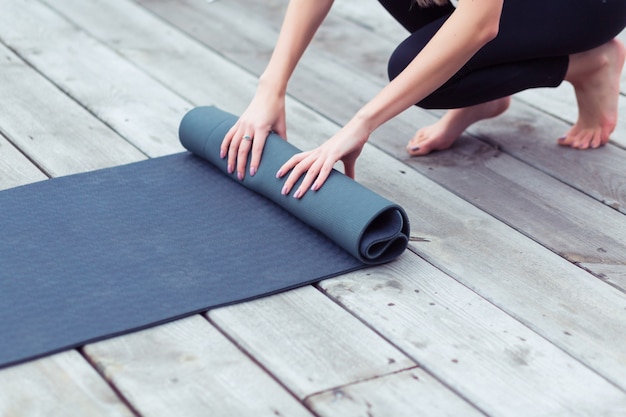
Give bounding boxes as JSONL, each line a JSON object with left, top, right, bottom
{"left": 354, "top": 0, "right": 503, "bottom": 133}
{"left": 260, "top": 0, "right": 334, "bottom": 94}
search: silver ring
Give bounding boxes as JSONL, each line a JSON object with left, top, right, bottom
{"left": 243, "top": 134, "right": 252, "bottom": 141}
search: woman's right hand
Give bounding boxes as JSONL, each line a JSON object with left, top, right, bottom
{"left": 220, "top": 86, "right": 287, "bottom": 181}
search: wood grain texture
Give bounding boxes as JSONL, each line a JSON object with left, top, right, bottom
{"left": 306, "top": 369, "right": 485, "bottom": 417}
{"left": 320, "top": 255, "right": 626, "bottom": 416}
{"left": 0, "top": 0, "right": 625, "bottom": 415}
{"left": 580, "top": 263, "right": 626, "bottom": 293}
{"left": 208, "top": 285, "right": 415, "bottom": 399}
{"left": 371, "top": 105, "right": 626, "bottom": 288}
{"left": 338, "top": 141, "right": 626, "bottom": 393}
{"left": 0, "top": 135, "right": 47, "bottom": 191}
{"left": 461, "top": 101, "right": 626, "bottom": 214}
{"left": 83, "top": 315, "right": 315, "bottom": 417}
{"left": 0, "top": 0, "right": 188, "bottom": 158}
{"left": 0, "top": 42, "right": 144, "bottom": 176}
{"left": 43, "top": 0, "right": 258, "bottom": 114}
{"left": 136, "top": 1, "right": 626, "bottom": 393}
{"left": 0, "top": 351, "right": 134, "bottom": 417}
{"left": 136, "top": 0, "right": 384, "bottom": 124}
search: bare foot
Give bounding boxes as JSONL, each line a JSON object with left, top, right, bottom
{"left": 407, "top": 96, "right": 511, "bottom": 156}
{"left": 560, "top": 39, "right": 626, "bottom": 149}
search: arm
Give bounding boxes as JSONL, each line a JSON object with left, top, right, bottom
{"left": 278, "top": 0, "right": 504, "bottom": 198}
{"left": 355, "top": 0, "right": 502, "bottom": 131}
{"left": 221, "top": 0, "right": 334, "bottom": 180}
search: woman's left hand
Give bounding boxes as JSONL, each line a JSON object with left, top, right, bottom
{"left": 276, "top": 120, "right": 369, "bottom": 199}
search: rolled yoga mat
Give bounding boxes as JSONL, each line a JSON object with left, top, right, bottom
{"left": 0, "top": 106, "right": 409, "bottom": 369}
{"left": 179, "top": 106, "right": 410, "bottom": 264}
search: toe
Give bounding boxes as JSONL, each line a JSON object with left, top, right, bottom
{"left": 406, "top": 132, "right": 426, "bottom": 155}
{"left": 557, "top": 135, "right": 574, "bottom": 147}
{"left": 590, "top": 132, "right": 603, "bottom": 148}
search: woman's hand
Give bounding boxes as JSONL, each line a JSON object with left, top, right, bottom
{"left": 276, "top": 120, "right": 369, "bottom": 199}
{"left": 220, "top": 87, "right": 287, "bottom": 180}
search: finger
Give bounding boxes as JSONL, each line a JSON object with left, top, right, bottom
{"left": 292, "top": 159, "right": 323, "bottom": 199}
{"left": 310, "top": 159, "right": 335, "bottom": 193}
{"left": 221, "top": 124, "right": 238, "bottom": 159}
{"left": 276, "top": 152, "right": 308, "bottom": 179}
{"left": 280, "top": 153, "right": 314, "bottom": 196}
{"left": 236, "top": 132, "right": 254, "bottom": 180}
{"left": 227, "top": 130, "right": 247, "bottom": 174}
{"left": 249, "top": 129, "right": 269, "bottom": 176}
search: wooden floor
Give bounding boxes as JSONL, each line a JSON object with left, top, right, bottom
{"left": 1, "top": 0, "right": 626, "bottom": 415}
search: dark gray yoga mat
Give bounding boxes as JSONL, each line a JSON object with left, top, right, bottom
{"left": 180, "top": 106, "right": 410, "bottom": 264}
{"left": 0, "top": 106, "right": 409, "bottom": 369}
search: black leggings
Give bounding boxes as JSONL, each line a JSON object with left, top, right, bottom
{"left": 380, "top": 0, "right": 626, "bottom": 109}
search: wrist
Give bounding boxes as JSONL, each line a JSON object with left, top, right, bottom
{"left": 258, "top": 72, "right": 288, "bottom": 97}
{"left": 352, "top": 108, "right": 379, "bottom": 136}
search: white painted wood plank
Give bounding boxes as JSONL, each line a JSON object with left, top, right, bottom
{"left": 137, "top": 0, "right": 381, "bottom": 123}
{"left": 0, "top": 0, "right": 189, "bottom": 158}
{"left": 0, "top": 135, "right": 47, "bottom": 191}
{"left": 83, "top": 315, "right": 315, "bottom": 417}
{"left": 208, "top": 285, "right": 416, "bottom": 399}
{"left": 320, "top": 255, "right": 626, "bottom": 416}
{"left": 306, "top": 369, "right": 484, "bottom": 417}
{"left": 42, "top": 0, "right": 260, "bottom": 115}
{"left": 581, "top": 263, "right": 626, "bottom": 292}
{"left": 456, "top": 100, "right": 626, "bottom": 214}
{"left": 0, "top": 42, "right": 145, "bottom": 176}
{"left": 59, "top": 0, "right": 379, "bottom": 128}
{"left": 0, "top": 350, "right": 134, "bottom": 417}
{"left": 330, "top": 0, "right": 408, "bottom": 46}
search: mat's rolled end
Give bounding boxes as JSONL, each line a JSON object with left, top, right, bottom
{"left": 359, "top": 206, "right": 410, "bottom": 264}
{"left": 179, "top": 106, "right": 410, "bottom": 265}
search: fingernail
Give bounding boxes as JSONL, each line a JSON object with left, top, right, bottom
{"left": 227, "top": 164, "right": 233, "bottom": 173}
{"left": 557, "top": 137, "right": 565, "bottom": 142}
{"left": 281, "top": 185, "right": 288, "bottom": 195}
{"left": 237, "top": 172, "right": 243, "bottom": 181}
{"left": 276, "top": 170, "right": 283, "bottom": 178}
{"left": 311, "top": 182, "right": 318, "bottom": 191}
{"left": 410, "top": 146, "right": 420, "bottom": 151}
{"left": 220, "top": 149, "right": 226, "bottom": 158}
{"left": 293, "top": 190, "right": 301, "bottom": 199}
{"left": 250, "top": 167, "right": 257, "bottom": 176}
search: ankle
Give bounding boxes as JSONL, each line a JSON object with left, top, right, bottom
{"left": 566, "top": 39, "right": 625, "bottom": 85}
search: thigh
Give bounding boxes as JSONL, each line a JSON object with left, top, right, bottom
{"left": 390, "top": 0, "right": 626, "bottom": 75}
{"left": 377, "top": 0, "right": 454, "bottom": 33}
{"left": 475, "top": 0, "right": 626, "bottom": 66}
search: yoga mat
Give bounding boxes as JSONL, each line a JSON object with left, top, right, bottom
{"left": 0, "top": 106, "right": 409, "bottom": 369}
{"left": 179, "top": 106, "right": 410, "bottom": 264}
